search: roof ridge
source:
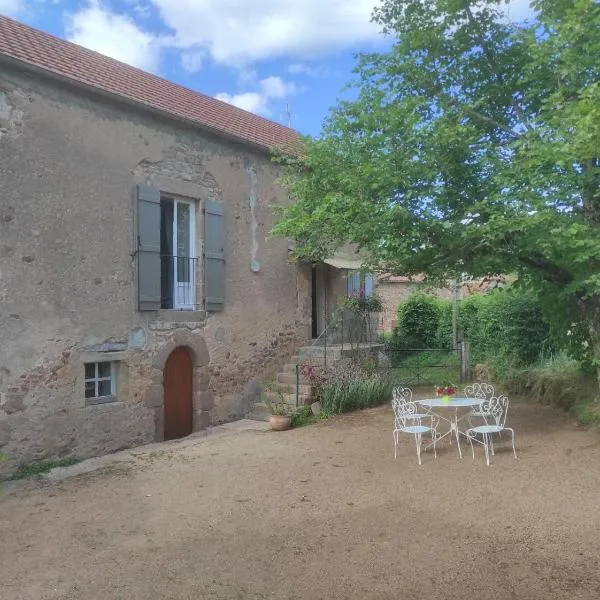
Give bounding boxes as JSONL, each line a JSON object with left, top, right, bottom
{"left": 0, "top": 15, "right": 299, "bottom": 150}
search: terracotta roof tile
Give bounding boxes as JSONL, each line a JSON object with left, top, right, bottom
{"left": 0, "top": 16, "right": 299, "bottom": 151}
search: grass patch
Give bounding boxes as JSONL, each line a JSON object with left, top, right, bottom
{"left": 10, "top": 457, "right": 80, "bottom": 480}
{"left": 504, "top": 352, "right": 596, "bottom": 411}
{"left": 502, "top": 351, "right": 599, "bottom": 428}
{"left": 573, "top": 401, "right": 600, "bottom": 427}
{"left": 390, "top": 349, "right": 461, "bottom": 387}
{"left": 291, "top": 405, "right": 317, "bottom": 428}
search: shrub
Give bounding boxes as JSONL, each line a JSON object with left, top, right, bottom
{"left": 290, "top": 405, "right": 315, "bottom": 428}
{"left": 262, "top": 391, "right": 291, "bottom": 416}
{"left": 575, "top": 402, "right": 600, "bottom": 428}
{"left": 436, "top": 301, "right": 454, "bottom": 349}
{"left": 504, "top": 351, "right": 596, "bottom": 413}
{"left": 460, "top": 289, "right": 552, "bottom": 376}
{"left": 321, "top": 371, "right": 395, "bottom": 415}
{"left": 340, "top": 291, "right": 384, "bottom": 313}
{"left": 395, "top": 294, "right": 441, "bottom": 349}
{"left": 389, "top": 287, "right": 554, "bottom": 378}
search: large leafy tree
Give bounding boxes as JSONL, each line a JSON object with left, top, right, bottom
{"left": 273, "top": 0, "right": 600, "bottom": 387}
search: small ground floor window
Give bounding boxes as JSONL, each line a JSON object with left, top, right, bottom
{"left": 85, "top": 362, "right": 117, "bottom": 405}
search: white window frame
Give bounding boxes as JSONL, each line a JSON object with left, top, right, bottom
{"left": 85, "top": 362, "right": 117, "bottom": 405}
{"left": 347, "top": 271, "right": 374, "bottom": 297}
{"left": 171, "top": 197, "right": 196, "bottom": 310}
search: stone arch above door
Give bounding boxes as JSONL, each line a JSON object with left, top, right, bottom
{"left": 152, "top": 329, "right": 209, "bottom": 370}
{"left": 145, "top": 329, "right": 212, "bottom": 442}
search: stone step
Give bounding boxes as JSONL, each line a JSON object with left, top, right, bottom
{"left": 296, "top": 346, "right": 343, "bottom": 359}
{"left": 289, "top": 356, "right": 330, "bottom": 367}
{"left": 245, "top": 401, "right": 271, "bottom": 422}
{"left": 277, "top": 371, "right": 312, "bottom": 385}
{"left": 264, "top": 391, "right": 313, "bottom": 407}
{"left": 282, "top": 362, "right": 336, "bottom": 375}
{"left": 272, "top": 381, "right": 313, "bottom": 396}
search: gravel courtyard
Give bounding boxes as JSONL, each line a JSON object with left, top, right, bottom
{"left": 1, "top": 401, "right": 600, "bottom": 600}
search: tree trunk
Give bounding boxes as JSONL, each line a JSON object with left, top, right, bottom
{"left": 583, "top": 295, "right": 600, "bottom": 397}
{"left": 581, "top": 158, "right": 600, "bottom": 394}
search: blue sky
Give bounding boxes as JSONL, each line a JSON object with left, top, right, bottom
{"left": 1, "top": 0, "right": 534, "bottom": 136}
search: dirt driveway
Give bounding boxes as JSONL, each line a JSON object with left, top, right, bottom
{"left": 1, "top": 402, "right": 600, "bottom": 600}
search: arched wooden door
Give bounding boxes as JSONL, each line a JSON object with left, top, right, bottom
{"left": 163, "top": 346, "right": 193, "bottom": 440}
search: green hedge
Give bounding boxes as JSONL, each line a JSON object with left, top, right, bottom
{"left": 389, "top": 288, "right": 552, "bottom": 375}
{"left": 436, "top": 301, "right": 454, "bottom": 349}
{"left": 392, "top": 294, "right": 443, "bottom": 350}
{"left": 460, "top": 290, "right": 552, "bottom": 374}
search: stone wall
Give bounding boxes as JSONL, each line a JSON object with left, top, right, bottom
{"left": 0, "top": 65, "right": 311, "bottom": 476}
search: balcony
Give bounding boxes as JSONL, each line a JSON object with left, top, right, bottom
{"left": 160, "top": 255, "right": 198, "bottom": 311}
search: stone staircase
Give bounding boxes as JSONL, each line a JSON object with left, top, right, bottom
{"left": 246, "top": 344, "right": 344, "bottom": 421}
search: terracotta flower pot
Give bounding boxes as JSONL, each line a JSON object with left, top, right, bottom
{"left": 269, "top": 415, "right": 291, "bottom": 431}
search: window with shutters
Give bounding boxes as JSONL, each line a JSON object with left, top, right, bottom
{"left": 159, "top": 195, "right": 197, "bottom": 310}
{"left": 136, "top": 185, "right": 224, "bottom": 312}
{"left": 203, "top": 200, "right": 225, "bottom": 312}
{"left": 347, "top": 271, "right": 374, "bottom": 297}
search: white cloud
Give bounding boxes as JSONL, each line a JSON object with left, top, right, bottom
{"left": 287, "top": 62, "right": 330, "bottom": 77}
{"left": 56, "top": 0, "right": 536, "bottom": 83}
{"left": 238, "top": 68, "right": 258, "bottom": 86}
{"left": 124, "top": 0, "right": 152, "bottom": 19}
{"left": 215, "top": 92, "right": 270, "bottom": 116}
{"left": 0, "top": 0, "right": 23, "bottom": 16}
{"left": 65, "top": 1, "right": 161, "bottom": 72}
{"left": 260, "top": 75, "right": 297, "bottom": 99}
{"left": 150, "top": 0, "right": 381, "bottom": 65}
{"left": 180, "top": 49, "right": 203, "bottom": 72}
{"left": 216, "top": 75, "right": 299, "bottom": 116}
{"left": 287, "top": 63, "right": 315, "bottom": 76}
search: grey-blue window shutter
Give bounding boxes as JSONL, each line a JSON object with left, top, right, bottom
{"left": 347, "top": 271, "right": 361, "bottom": 295}
{"left": 204, "top": 200, "right": 225, "bottom": 312}
{"left": 365, "top": 273, "right": 374, "bottom": 298}
{"left": 136, "top": 184, "right": 161, "bottom": 311}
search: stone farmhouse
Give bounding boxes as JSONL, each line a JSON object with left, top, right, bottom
{"left": 0, "top": 16, "right": 333, "bottom": 473}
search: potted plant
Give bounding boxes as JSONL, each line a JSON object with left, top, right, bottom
{"left": 435, "top": 383, "right": 457, "bottom": 403}
{"left": 339, "top": 290, "right": 384, "bottom": 313}
{"left": 263, "top": 393, "right": 292, "bottom": 431}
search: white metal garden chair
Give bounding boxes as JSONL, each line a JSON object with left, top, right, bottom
{"left": 392, "top": 386, "right": 430, "bottom": 422}
{"left": 466, "top": 395, "right": 517, "bottom": 466}
{"left": 392, "top": 387, "right": 438, "bottom": 465}
{"left": 464, "top": 382, "right": 495, "bottom": 428}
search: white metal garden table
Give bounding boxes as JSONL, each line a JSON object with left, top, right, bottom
{"left": 417, "top": 397, "right": 484, "bottom": 459}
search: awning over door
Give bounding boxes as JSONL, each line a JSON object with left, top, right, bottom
{"left": 323, "top": 245, "right": 366, "bottom": 270}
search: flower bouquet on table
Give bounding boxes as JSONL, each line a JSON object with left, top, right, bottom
{"left": 435, "top": 383, "right": 457, "bottom": 403}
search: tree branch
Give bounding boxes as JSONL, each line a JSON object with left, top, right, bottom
{"left": 436, "top": 88, "right": 524, "bottom": 140}
{"left": 516, "top": 253, "right": 574, "bottom": 286}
